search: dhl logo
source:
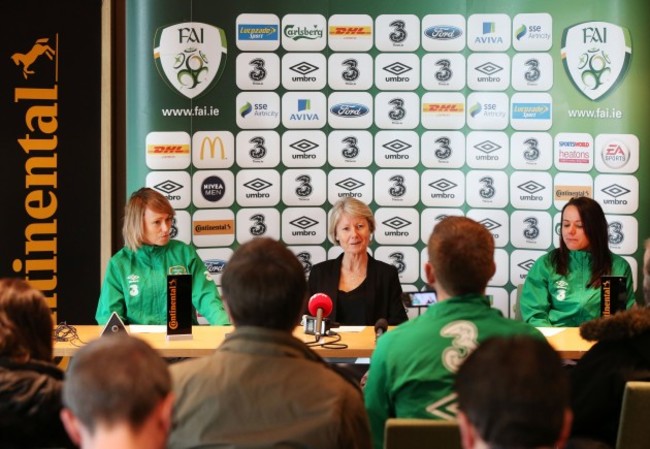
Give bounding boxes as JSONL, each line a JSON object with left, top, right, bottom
{"left": 147, "top": 144, "right": 190, "bottom": 154}
{"left": 200, "top": 136, "right": 226, "bottom": 160}
{"left": 422, "top": 103, "right": 465, "bottom": 113}
{"left": 329, "top": 26, "right": 371, "bottom": 36}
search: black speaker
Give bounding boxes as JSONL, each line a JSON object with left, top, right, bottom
{"left": 101, "top": 311, "right": 127, "bottom": 336}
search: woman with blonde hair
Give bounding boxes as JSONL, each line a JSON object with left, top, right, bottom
{"left": 308, "top": 198, "right": 407, "bottom": 325}
{"left": 96, "top": 187, "right": 229, "bottom": 325}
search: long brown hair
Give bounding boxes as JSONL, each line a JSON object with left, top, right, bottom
{"left": 0, "top": 278, "right": 53, "bottom": 362}
{"left": 551, "top": 197, "right": 612, "bottom": 288}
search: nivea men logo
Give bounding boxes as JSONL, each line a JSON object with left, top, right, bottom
{"left": 290, "top": 216, "right": 319, "bottom": 236}
{"left": 383, "top": 62, "right": 412, "bottom": 82}
{"left": 429, "top": 178, "right": 457, "bottom": 199}
{"left": 154, "top": 179, "right": 183, "bottom": 196}
{"left": 290, "top": 139, "right": 318, "bottom": 159}
{"left": 424, "top": 25, "right": 463, "bottom": 40}
{"left": 330, "top": 103, "right": 369, "bottom": 117}
{"left": 382, "top": 216, "right": 411, "bottom": 236}
{"left": 243, "top": 178, "right": 272, "bottom": 198}
{"left": 601, "top": 184, "right": 630, "bottom": 205}
{"left": 518, "top": 180, "right": 545, "bottom": 201}
{"left": 335, "top": 177, "right": 365, "bottom": 198}
{"left": 383, "top": 139, "right": 411, "bottom": 160}
{"left": 474, "top": 140, "right": 501, "bottom": 160}
{"left": 201, "top": 176, "right": 226, "bottom": 201}
{"left": 204, "top": 259, "right": 227, "bottom": 275}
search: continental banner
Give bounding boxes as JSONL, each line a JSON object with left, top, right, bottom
{"left": 126, "top": 0, "right": 649, "bottom": 317}
{"left": 1, "top": 1, "right": 102, "bottom": 323}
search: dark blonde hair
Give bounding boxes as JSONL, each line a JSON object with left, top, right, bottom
{"left": 0, "top": 278, "right": 53, "bottom": 362}
{"left": 643, "top": 239, "right": 650, "bottom": 306}
{"left": 328, "top": 197, "right": 375, "bottom": 243}
{"left": 427, "top": 216, "right": 495, "bottom": 296}
{"left": 123, "top": 188, "right": 175, "bottom": 251}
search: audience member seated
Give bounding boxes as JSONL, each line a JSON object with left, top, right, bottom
{"left": 60, "top": 335, "right": 173, "bottom": 449}
{"left": 364, "top": 217, "right": 543, "bottom": 449}
{"left": 569, "top": 238, "right": 650, "bottom": 447}
{"left": 520, "top": 197, "right": 634, "bottom": 326}
{"left": 308, "top": 197, "right": 407, "bottom": 325}
{"left": 96, "top": 187, "right": 229, "bottom": 325}
{"left": 0, "top": 277, "right": 73, "bottom": 449}
{"left": 455, "top": 336, "right": 572, "bottom": 449}
{"left": 169, "top": 237, "right": 371, "bottom": 449}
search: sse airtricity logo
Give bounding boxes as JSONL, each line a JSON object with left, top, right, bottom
{"left": 154, "top": 22, "right": 227, "bottom": 99}
{"left": 561, "top": 21, "right": 631, "bottom": 100}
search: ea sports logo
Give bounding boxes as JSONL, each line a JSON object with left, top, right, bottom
{"left": 601, "top": 140, "right": 629, "bottom": 169}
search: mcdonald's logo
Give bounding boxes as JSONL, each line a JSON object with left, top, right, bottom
{"left": 200, "top": 136, "right": 226, "bottom": 160}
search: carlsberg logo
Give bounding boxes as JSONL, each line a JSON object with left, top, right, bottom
{"left": 284, "top": 25, "right": 323, "bottom": 40}
{"left": 561, "top": 21, "right": 631, "bottom": 101}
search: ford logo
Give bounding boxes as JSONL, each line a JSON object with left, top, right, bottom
{"left": 424, "top": 25, "right": 463, "bottom": 40}
{"left": 204, "top": 259, "right": 227, "bottom": 274}
{"left": 330, "top": 103, "right": 369, "bottom": 117}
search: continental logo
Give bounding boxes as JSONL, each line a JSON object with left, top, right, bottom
{"left": 554, "top": 186, "right": 593, "bottom": 201}
{"left": 329, "top": 26, "right": 371, "bottom": 36}
{"left": 147, "top": 144, "right": 190, "bottom": 155}
{"left": 193, "top": 219, "right": 235, "bottom": 235}
{"left": 422, "top": 103, "right": 464, "bottom": 113}
{"left": 199, "top": 136, "right": 226, "bottom": 160}
{"left": 11, "top": 34, "right": 60, "bottom": 320}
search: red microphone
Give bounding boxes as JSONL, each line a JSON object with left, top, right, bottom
{"left": 308, "top": 293, "right": 333, "bottom": 341}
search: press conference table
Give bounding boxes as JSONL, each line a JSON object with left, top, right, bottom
{"left": 53, "top": 325, "right": 594, "bottom": 360}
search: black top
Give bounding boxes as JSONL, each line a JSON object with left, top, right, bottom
{"left": 308, "top": 254, "right": 407, "bottom": 326}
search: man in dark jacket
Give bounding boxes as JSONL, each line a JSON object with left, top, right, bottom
{"left": 570, "top": 239, "right": 650, "bottom": 447}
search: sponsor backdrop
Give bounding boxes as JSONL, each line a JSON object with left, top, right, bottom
{"left": 2, "top": 1, "right": 102, "bottom": 323}
{"left": 127, "top": 0, "right": 649, "bottom": 318}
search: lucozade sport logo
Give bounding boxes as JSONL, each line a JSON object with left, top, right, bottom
{"left": 154, "top": 22, "right": 227, "bottom": 99}
{"left": 560, "top": 21, "right": 631, "bottom": 101}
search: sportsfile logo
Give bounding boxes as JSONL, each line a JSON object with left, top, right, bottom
{"left": 154, "top": 22, "right": 227, "bottom": 99}
{"left": 561, "top": 21, "right": 632, "bottom": 100}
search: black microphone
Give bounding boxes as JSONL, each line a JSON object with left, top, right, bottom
{"left": 374, "top": 318, "right": 388, "bottom": 342}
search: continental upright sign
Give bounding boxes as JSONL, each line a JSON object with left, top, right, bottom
{"left": 2, "top": 1, "right": 102, "bottom": 323}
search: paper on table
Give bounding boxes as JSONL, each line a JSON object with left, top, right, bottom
{"left": 536, "top": 327, "right": 566, "bottom": 337}
{"left": 335, "top": 326, "right": 366, "bottom": 333}
{"left": 129, "top": 325, "right": 167, "bottom": 334}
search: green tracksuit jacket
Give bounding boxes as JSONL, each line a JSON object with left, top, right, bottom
{"left": 520, "top": 250, "right": 634, "bottom": 327}
{"left": 96, "top": 240, "right": 229, "bottom": 325}
{"left": 364, "top": 294, "right": 543, "bottom": 449}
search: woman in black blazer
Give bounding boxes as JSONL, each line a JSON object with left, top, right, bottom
{"left": 308, "top": 198, "right": 407, "bottom": 326}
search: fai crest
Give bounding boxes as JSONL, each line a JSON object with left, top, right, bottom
{"left": 154, "top": 22, "right": 227, "bottom": 99}
{"left": 561, "top": 21, "right": 631, "bottom": 101}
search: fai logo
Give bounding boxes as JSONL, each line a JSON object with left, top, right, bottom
{"left": 154, "top": 22, "right": 227, "bottom": 99}
{"left": 561, "top": 21, "right": 631, "bottom": 100}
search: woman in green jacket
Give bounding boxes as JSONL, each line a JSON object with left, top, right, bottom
{"left": 96, "top": 188, "right": 229, "bottom": 326}
{"left": 520, "top": 197, "right": 634, "bottom": 327}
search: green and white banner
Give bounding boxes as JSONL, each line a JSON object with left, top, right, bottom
{"left": 126, "top": 0, "right": 649, "bottom": 317}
